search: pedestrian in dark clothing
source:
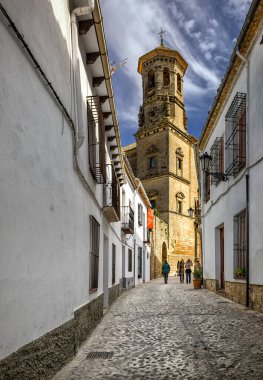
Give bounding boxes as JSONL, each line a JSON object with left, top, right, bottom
{"left": 162, "top": 260, "right": 170, "bottom": 284}
{"left": 185, "top": 258, "right": 193, "bottom": 284}
{"left": 179, "top": 259, "right": 185, "bottom": 283}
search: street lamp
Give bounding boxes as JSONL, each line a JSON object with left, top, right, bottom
{"left": 199, "top": 152, "right": 228, "bottom": 181}
{"left": 188, "top": 207, "right": 194, "bottom": 218}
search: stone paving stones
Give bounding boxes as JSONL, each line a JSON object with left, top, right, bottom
{"left": 53, "top": 277, "right": 263, "bottom": 380}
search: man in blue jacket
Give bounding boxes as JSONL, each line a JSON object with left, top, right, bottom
{"left": 162, "top": 260, "right": 170, "bottom": 284}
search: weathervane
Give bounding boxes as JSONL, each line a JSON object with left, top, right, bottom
{"left": 158, "top": 27, "right": 165, "bottom": 45}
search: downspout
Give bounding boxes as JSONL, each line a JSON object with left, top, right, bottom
{"left": 71, "top": 0, "right": 95, "bottom": 149}
{"left": 133, "top": 182, "right": 140, "bottom": 287}
{"left": 236, "top": 49, "right": 250, "bottom": 307}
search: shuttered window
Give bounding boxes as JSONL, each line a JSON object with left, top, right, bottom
{"left": 89, "top": 216, "right": 100, "bottom": 291}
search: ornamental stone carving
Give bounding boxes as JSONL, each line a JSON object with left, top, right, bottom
{"left": 146, "top": 145, "right": 159, "bottom": 155}
{"left": 176, "top": 192, "right": 185, "bottom": 199}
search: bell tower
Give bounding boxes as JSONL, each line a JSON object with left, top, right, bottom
{"left": 131, "top": 40, "right": 199, "bottom": 273}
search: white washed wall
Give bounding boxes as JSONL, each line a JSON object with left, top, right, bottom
{"left": 0, "top": 0, "right": 117, "bottom": 360}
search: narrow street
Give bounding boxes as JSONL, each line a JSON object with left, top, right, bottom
{"left": 53, "top": 278, "right": 263, "bottom": 380}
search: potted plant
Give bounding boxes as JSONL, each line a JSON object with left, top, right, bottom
{"left": 193, "top": 267, "right": 202, "bottom": 289}
{"left": 234, "top": 267, "right": 246, "bottom": 279}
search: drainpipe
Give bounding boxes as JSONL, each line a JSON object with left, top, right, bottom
{"left": 133, "top": 182, "right": 140, "bottom": 287}
{"left": 71, "top": 0, "right": 95, "bottom": 149}
{"left": 236, "top": 49, "right": 250, "bottom": 307}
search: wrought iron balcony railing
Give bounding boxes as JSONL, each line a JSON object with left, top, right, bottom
{"left": 121, "top": 206, "right": 134, "bottom": 234}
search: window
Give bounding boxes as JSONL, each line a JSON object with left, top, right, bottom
{"left": 143, "top": 212, "right": 146, "bottom": 240}
{"left": 150, "top": 199, "right": 156, "bottom": 209}
{"left": 234, "top": 210, "right": 247, "bottom": 279}
{"left": 210, "top": 137, "right": 224, "bottom": 186}
{"left": 138, "top": 247, "right": 142, "bottom": 278}
{"left": 128, "top": 249, "right": 133, "bottom": 272}
{"left": 87, "top": 96, "right": 106, "bottom": 184}
{"left": 203, "top": 172, "right": 210, "bottom": 203}
{"left": 138, "top": 204, "right": 143, "bottom": 226}
{"left": 163, "top": 67, "right": 170, "bottom": 86}
{"left": 225, "top": 92, "right": 246, "bottom": 176}
{"left": 148, "top": 69, "right": 155, "bottom": 91}
{"left": 89, "top": 216, "right": 100, "bottom": 291}
{"left": 177, "top": 158, "right": 183, "bottom": 177}
{"left": 176, "top": 147, "right": 184, "bottom": 177}
{"left": 177, "top": 200, "right": 182, "bottom": 214}
{"left": 112, "top": 244, "right": 116, "bottom": 284}
{"left": 177, "top": 73, "right": 182, "bottom": 93}
{"left": 149, "top": 156, "right": 157, "bottom": 169}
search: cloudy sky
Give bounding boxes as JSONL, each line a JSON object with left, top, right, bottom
{"left": 100, "top": 0, "right": 252, "bottom": 146}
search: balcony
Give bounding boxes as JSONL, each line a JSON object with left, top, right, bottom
{"left": 103, "top": 166, "right": 120, "bottom": 222}
{"left": 87, "top": 96, "right": 106, "bottom": 184}
{"left": 121, "top": 206, "right": 134, "bottom": 234}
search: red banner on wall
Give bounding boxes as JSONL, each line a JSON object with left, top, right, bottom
{"left": 147, "top": 209, "right": 154, "bottom": 230}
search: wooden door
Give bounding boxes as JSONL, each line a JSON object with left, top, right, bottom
{"left": 220, "top": 227, "right": 225, "bottom": 289}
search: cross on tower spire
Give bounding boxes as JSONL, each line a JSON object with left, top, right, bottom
{"left": 158, "top": 27, "right": 165, "bottom": 46}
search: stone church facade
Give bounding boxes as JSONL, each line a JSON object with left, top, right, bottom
{"left": 124, "top": 43, "right": 199, "bottom": 274}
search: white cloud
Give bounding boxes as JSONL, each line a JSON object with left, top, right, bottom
{"left": 185, "top": 19, "right": 195, "bottom": 35}
{"left": 100, "top": 0, "right": 252, "bottom": 141}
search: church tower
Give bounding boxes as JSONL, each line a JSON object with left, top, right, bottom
{"left": 124, "top": 38, "right": 199, "bottom": 273}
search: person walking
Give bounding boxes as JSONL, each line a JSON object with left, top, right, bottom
{"left": 185, "top": 258, "right": 193, "bottom": 284}
{"left": 162, "top": 260, "right": 170, "bottom": 284}
{"left": 179, "top": 259, "right": 185, "bottom": 283}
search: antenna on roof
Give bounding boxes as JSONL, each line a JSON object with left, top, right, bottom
{"left": 110, "top": 57, "right": 128, "bottom": 75}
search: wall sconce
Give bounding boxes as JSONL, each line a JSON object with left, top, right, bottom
{"left": 199, "top": 152, "right": 228, "bottom": 181}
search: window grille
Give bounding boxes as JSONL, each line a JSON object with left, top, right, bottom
{"left": 138, "top": 247, "right": 142, "bottom": 278}
{"left": 138, "top": 204, "right": 143, "bottom": 226}
{"left": 89, "top": 216, "right": 100, "bottom": 291}
{"left": 225, "top": 92, "right": 246, "bottom": 176}
{"left": 87, "top": 96, "right": 106, "bottom": 183}
{"left": 111, "top": 166, "right": 120, "bottom": 218}
{"left": 121, "top": 206, "right": 134, "bottom": 234}
{"left": 112, "top": 244, "right": 116, "bottom": 284}
{"left": 210, "top": 137, "right": 224, "bottom": 186}
{"left": 203, "top": 172, "right": 210, "bottom": 203}
{"left": 234, "top": 210, "right": 247, "bottom": 279}
{"left": 128, "top": 249, "right": 133, "bottom": 272}
{"left": 142, "top": 212, "right": 146, "bottom": 240}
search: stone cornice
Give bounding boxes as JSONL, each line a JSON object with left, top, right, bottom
{"left": 141, "top": 172, "right": 190, "bottom": 185}
{"left": 199, "top": 0, "right": 263, "bottom": 150}
{"left": 137, "top": 45, "right": 188, "bottom": 75}
{"left": 135, "top": 121, "right": 197, "bottom": 145}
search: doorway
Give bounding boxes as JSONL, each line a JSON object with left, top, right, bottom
{"left": 103, "top": 235, "right": 109, "bottom": 308}
{"left": 219, "top": 227, "right": 225, "bottom": 289}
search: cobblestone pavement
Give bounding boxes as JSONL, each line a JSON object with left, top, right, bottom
{"left": 53, "top": 277, "right": 263, "bottom": 380}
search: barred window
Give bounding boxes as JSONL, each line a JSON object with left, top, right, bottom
{"left": 138, "top": 204, "right": 143, "bottom": 226}
{"left": 87, "top": 96, "right": 106, "bottom": 183}
{"left": 112, "top": 244, "right": 116, "bottom": 285}
{"left": 128, "top": 249, "right": 133, "bottom": 272}
{"left": 234, "top": 210, "right": 247, "bottom": 279}
{"left": 210, "top": 137, "right": 224, "bottom": 186}
{"left": 203, "top": 172, "right": 210, "bottom": 203}
{"left": 225, "top": 93, "right": 246, "bottom": 176}
{"left": 138, "top": 247, "right": 142, "bottom": 278}
{"left": 89, "top": 216, "right": 100, "bottom": 291}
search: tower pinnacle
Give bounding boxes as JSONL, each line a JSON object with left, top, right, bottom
{"left": 158, "top": 27, "right": 165, "bottom": 45}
